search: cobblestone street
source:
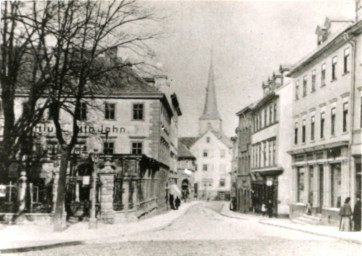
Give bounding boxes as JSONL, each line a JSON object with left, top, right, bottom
{"left": 13, "top": 203, "right": 360, "bottom": 256}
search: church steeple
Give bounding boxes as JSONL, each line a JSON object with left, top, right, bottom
{"left": 199, "top": 52, "right": 222, "bottom": 135}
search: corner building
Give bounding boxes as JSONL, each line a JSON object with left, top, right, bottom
{"left": 288, "top": 16, "right": 362, "bottom": 226}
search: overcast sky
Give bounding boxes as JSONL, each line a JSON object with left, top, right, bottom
{"left": 147, "top": 0, "right": 355, "bottom": 138}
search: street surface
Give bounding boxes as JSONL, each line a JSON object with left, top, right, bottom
{"left": 16, "top": 202, "right": 360, "bottom": 256}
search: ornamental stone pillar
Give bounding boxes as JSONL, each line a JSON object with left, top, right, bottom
{"left": 99, "top": 159, "right": 115, "bottom": 224}
{"left": 323, "top": 163, "right": 331, "bottom": 208}
{"left": 122, "top": 180, "right": 129, "bottom": 211}
{"left": 341, "top": 159, "right": 350, "bottom": 203}
{"left": 17, "top": 171, "right": 27, "bottom": 213}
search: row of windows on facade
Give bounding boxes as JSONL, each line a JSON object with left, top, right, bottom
{"left": 200, "top": 163, "right": 227, "bottom": 173}
{"left": 253, "top": 102, "right": 278, "bottom": 132}
{"left": 295, "top": 48, "right": 350, "bottom": 100}
{"left": 251, "top": 138, "right": 277, "bottom": 169}
{"left": 46, "top": 141, "right": 143, "bottom": 155}
{"left": 294, "top": 101, "right": 349, "bottom": 145}
{"left": 75, "top": 103, "right": 145, "bottom": 121}
{"left": 296, "top": 163, "right": 342, "bottom": 208}
{"left": 202, "top": 149, "right": 226, "bottom": 158}
{"left": 202, "top": 179, "right": 226, "bottom": 187}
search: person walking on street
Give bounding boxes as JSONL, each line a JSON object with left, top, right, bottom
{"left": 353, "top": 197, "right": 361, "bottom": 231}
{"left": 169, "top": 194, "right": 175, "bottom": 210}
{"left": 175, "top": 196, "right": 181, "bottom": 210}
{"left": 339, "top": 197, "right": 353, "bottom": 231}
{"left": 261, "top": 202, "right": 267, "bottom": 216}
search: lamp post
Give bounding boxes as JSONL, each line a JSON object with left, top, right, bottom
{"left": 89, "top": 149, "right": 100, "bottom": 229}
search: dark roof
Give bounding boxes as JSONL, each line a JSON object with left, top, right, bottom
{"left": 177, "top": 142, "right": 196, "bottom": 160}
{"left": 179, "top": 137, "right": 198, "bottom": 148}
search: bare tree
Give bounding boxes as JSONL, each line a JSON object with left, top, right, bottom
{"left": 25, "top": 0, "right": 160, "bottom": 231}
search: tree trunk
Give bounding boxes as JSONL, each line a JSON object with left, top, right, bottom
{"left": 53, "top": 148, "right": 70, "bottom": 231}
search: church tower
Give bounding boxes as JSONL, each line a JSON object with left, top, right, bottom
{"left": 199, "top": 54, "right": 222, "bottom": 135}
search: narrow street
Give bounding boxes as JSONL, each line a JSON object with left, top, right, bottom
{"left": 16, "top": 202, "right": 359, "bottom": 256}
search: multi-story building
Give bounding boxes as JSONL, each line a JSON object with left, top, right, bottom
{"left": 0, "top": 64, "right": 182, "bottom": 223}
{"left": 235, "top": 104, "right": 253, "bottom": 213}
{"left": 180, "top": 56, "right": 232, "bottom": 201}
{"left": 234, "top": 65, "right": 292, "bottom": 217}
{"left": 288, "top": 15, "right": 362, "bottom": 225}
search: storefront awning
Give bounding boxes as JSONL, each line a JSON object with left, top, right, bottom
{"left": 251, "top": 167, "right": 283, "bottom": 176}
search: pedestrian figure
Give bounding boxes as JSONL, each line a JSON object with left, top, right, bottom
{"left": 353, "top": 197, "right": 361, "bottom": 232}
{"left": 267, "top": 199, "right": 273, "bottom": 218}
{"left": 261, "top": 203, "right": 267, "bottom": 216}
{"left": 305, "top": 201, "right": 312, "bottom": 215}
{"left": 175, "top": 196, "right": 181, "bottom": 210}
{"left": 169, "top": 194, "right": 175, "bottom": 210}
{"left": 339, "top": 197, "right": 352, "bottom": 231}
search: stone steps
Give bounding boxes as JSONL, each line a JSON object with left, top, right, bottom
{"left": 292, "top": 214, "right": 322, "bottom": 225}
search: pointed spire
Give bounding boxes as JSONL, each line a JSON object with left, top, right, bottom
{"left": 199, "top": 51, "right": 221, "bottom": 121}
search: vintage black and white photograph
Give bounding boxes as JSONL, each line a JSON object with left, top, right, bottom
{"left": 0, "top": 0, "right": 361, "bottom": 255}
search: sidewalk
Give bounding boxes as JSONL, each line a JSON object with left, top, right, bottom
{"left": 0, "top": 201, "right": 201, "bottom": 253}
{"left": 220, "top": 202, "right": 361, "bottom": 244}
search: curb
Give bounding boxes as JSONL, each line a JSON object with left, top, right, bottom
{"left": 259, "top": 221, "right": 361, "bottom": 245}
{"left": 0, "top": 202, "right": 201, "bottom": 253}
{"left": 0, "top": 241, "right": 83, "bottom": 254}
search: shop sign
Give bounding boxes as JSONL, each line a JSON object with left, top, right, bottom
{"left": 0, "top": 185, "right": 6, "bottom": 197}
{"left": 82, "top": 176, "right": 90, "bottom": 186}
{"left": 266, "top": 178, "right": 273, "bottom": 186}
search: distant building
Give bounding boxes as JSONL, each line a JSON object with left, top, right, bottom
{"left": 288, "top": 16, "right": 362, "bottom": 226}
{"left": 179, "top": 55, "right": 232, "bottom": 200}
{"left": 177, "top": 142, "right": 196, "bottom": 200}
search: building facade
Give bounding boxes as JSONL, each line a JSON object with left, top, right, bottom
{"left": 288, "top": 17, "right": 362, "bottom": 225}
{"left": 235, "top": 65, "right": 292, "bottom": 217}
{"left": 0, "top": 68, "right": 182, "bottom": 224}
{"left": 176, "top": 142, "right": 196, "bottom": 201}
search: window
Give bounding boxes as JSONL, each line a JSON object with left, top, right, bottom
{"left": 320, "top": 112, "right": 325, "bottom": 138}
{"left": 311, "top": 116, "right": 315, "bottom": 141}
{"left": 295, "top": 81, "right": 299, "bottom": 100}
{"left": 105, "top": 103, "right": 115, "bottom": 120}
{"left": 272, "top": 140, "right": 276, "bottom": 165}
{"left": 264, "top": 108, "right": 268, "bottom": 126}
{"left": 321, "top": 63, "right": 326, "bottom": 86}
{"left": 274, "top": 103, "right": 277, "bottom": 122}
{"left": 131, "top": 142, "right": 142, "bottom": 154}
{"left": 206, "top": 137, "right": 210, "bottom": 143}
{"left": 133, "top": 103, "right": 144, "bottom": 120}
{"left": 343, "top": 102, "right": 348, "bottom": 132}
{"left": 220, "top": 150, "right": 226, "bottom": 158}
{"left": 302, "top": 119, "right": 306, "bottom": 143}
{"left": 203, "top": 150, "right": 208, "bottom": 157}
{"left": 297, "top": 167, "right": 305, "bottom": 203}
{"left": 0, "top": 100, "right": 3, "bottom": 117}
{"left": 263, "top": 142, "right": 267, "bottom": 167}
{"left": 360, "top": 96, "right": 362, "bottom": 128}
{"left": 311, "top": 70, "right": 316, "bottom": 92}
{"left": 331, "top": 107, "right": 336, "bottom": 136}
{"left": 331, "top": 164, "right": 342, "bottom": 207}
{"left": 202, "top": 164, "right": 208, "bottom": 171}
{"left": 344, "top": 48, "right": 350, "bottom": 73}
{"left": 332, "top": 57, "right": 337, "bottom": 80}
{"left": 47, "top": 142, "right": 59, "bottom": 155}
{"left": 103, "top": 142, "right": 114, "bottom": 154}
{"left": 219, "top": 179, "right": 225, "bottom": 187}
{"left": 76, "top": 102, "right": 87, "bottom": 121}
{"left": 303, "top": 76, "right": 307, "bottom": 97}
{"left": 269, "top": 105, "right": 273, "bottom": 124}
{"left": 294, "top": 122, "right": 298, "bottom": 145}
